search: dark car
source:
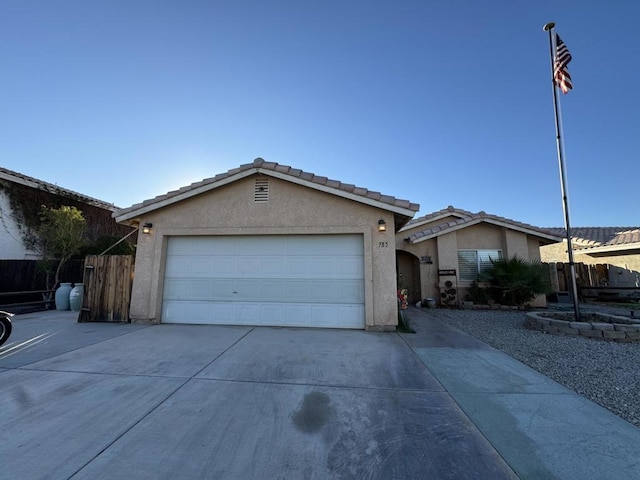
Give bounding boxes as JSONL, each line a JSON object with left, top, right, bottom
{"left": 0, "top": 311, "right": 13, "bottom": 346}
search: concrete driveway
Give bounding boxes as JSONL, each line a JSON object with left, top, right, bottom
{"left": 1, "top": 310, "right": 516, "bottom": 480}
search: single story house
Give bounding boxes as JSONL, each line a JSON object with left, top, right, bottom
{"left": 0, "top": 167, "right": 132, "bottom": 260}
{"left": 113, "top": 158, "right": 419, "bottom": 331}
{"left": 540, "top": 227, "right": 640, "bottom": 288}
{"left": 396, "top": 206, "right": 563, "bottom": 307}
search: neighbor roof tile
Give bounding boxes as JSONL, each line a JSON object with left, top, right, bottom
{"left": 0, "top": 167, "right": 117, "bottom": 210}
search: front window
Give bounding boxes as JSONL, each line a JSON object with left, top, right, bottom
{"left": 458, "top": 249, "right": 502, "bottom": 281}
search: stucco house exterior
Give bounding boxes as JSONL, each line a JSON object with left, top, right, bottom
{"left": 540, "top": 227, "right": 640, "bottom": 288}
{"left": 0, "top": 167, "right": 131, "bottom": 260}
{"left": 113, "top": 158, "right": 419, "bottom": 331}
{"left": 395, "top": 206, "right": 563, "bottom": 307}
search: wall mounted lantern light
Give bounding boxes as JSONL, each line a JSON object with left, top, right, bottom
{"left": 377, "top": 219, "right": 387, "bottom": 232}
{"left": 142, "top": 222, "right": 153, "bottom": 234}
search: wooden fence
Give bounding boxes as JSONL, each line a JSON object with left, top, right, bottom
{"left": 550, "top": 262, "right": 640, "bottom": 302}
{"left": 551, "top": 262, "right": 608, "bottom": 291}
{"left": 78, "top": 255, "right": 134, "bottom": 322}
{"left": 0, "top": 259, "right": 84, "bottom": 311}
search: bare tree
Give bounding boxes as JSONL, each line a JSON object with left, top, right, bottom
{"left": 38, "top": 205, "right": 86, "bottom": 290}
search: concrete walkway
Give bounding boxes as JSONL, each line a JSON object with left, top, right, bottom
{"left": 1, "top": 309, "right": 639, "bottom": 479}
{"left": 402, "top": 306, "right": 640, "bottom": 480}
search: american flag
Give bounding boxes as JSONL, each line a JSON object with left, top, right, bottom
{"left": 554, "top": 34, "right": 573, "bottom": 94}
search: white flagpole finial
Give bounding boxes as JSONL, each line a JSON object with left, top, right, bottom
{"left": 543, "top": 22, "right": 555, "bottom": 31}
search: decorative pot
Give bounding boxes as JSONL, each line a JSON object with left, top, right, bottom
{"left": 55, "top": 283, "right": 73, "bottom": 311}
{"left": 69, "top": 283, "right": 84, "bottom": 312}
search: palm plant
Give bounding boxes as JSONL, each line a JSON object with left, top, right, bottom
{"left": 481, "top": 256, "right": 551, "bottom": 307}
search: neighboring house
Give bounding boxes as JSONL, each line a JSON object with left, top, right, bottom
{"left": 0, "top": 167, "right": 133, "bottom": 260}
{"left": 113, "top": 158, "right": 419, "bottom": 331}
{"left": 396, "top": 206, "right": 563, "bottom": 307}
{"left": 540, "top": 227, "right": 640, "bottom": 287}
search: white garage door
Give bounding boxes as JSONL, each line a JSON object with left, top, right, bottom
{"left": 162, "top": 235, "right": 365, "bottom": 329}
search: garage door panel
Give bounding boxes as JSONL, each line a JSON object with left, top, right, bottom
{"left": 166, "top": 256, "right": 363, "bottom": 280}
{"left": 287, "top": 257, "right": 315, "bottom": 276}
{"left": 236, "top": 303, "right": 261, "bottom": 323}
{"left": 163, "top": 235, "right": 365, "bottom": 328}
{"left": 257, "top": 236, "right": 289, "bottom": 255}
{"left": 335, "top": 305, "right": 366, "bottom": 327}
{"left": 310, "top": 258, "right": 336, "bottom": 276}
{"left": 261, "top": 257, "right": 287, "bottom": 276}
{"left": 163, "top": 278, "right": 213, "bottom": 300}
{"left": 162, "top": 301, "right": 365, "bottom": 328}
{"left": 335, "top": 280, "right": 365, "bottom": 302}
{"left": 165, "top": 257, "right": 215, "bottom": 276}
{"left": 338, "top": 258, "right": 365, "bottom": 277}
{"left": 311, "top": 304, "right": 365, "bottom": 328}
{"left": 337, "top": 236, "right": 364, "bottom": 255}
{"left": 212, "top": 257, "right": 237, "bottom": 275}
{"left": 163, "top": 279, "right": 236, "bottom": 301}
{"left": 165, "top": 278, "right": 365, "bottom": 304}
{"left": 162, "top": 301, "right": 231, "bottom": 324}
{"left": 238, "top": 257, "right": 262, "bottom": 275}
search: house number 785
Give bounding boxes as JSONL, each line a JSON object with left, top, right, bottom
{"left": 378, "top": 241, "right": 389, "bottom": 248}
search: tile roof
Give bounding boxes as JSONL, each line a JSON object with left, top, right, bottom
{"left": 545, "top": 227, "right": 640, "bottom": 248}
{"left": 0, "top": 167, "right": 117, "bottom": 211}
{"left": 402, "top": 205, "right": 476, "bottom": 230}
{"left": 607, "top": 229, "right": 640, "bottom": 246}
{"left": 114, "top": 158, "right": 420, "bottom": 221}
{"left": 402, "top": 206, "right": 563, "bottom": 244}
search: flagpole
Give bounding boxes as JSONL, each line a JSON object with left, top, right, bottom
{"left": 543, "top": 22, "right": 581, "bottom": 321}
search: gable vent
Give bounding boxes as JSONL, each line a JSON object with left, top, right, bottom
{"left": 254, "top": 178, "right": 269, "bottom": 203}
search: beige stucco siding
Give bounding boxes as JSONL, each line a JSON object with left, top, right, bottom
{"left": 436, "top": 232, "right": 458, "bottom": 270}
{"left": 584, "top": 253, "right": 640, "bottom": 273}
{"left": 541, "top": 241, "right": 640, "bottom": 270}
{"left": 503, "top": 229, "right": 528, "bottom": 258}
{"left": 456, "top": 224, "right": 503, "bottom": 250}
{"left": 396, "top": 221, "right": 550, "bottom": 306}
{"left": 528, "top": 237, "right": 542, "bottom": 261}
{"left": 130, "top": 175, "right": 398, "bottom": 330}
{"left": 419, "top": 239, "right": 439, "bottom": 301}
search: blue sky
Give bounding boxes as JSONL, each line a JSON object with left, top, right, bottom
{"left": 1, "top": 1, "right": 638, "bottom": 228}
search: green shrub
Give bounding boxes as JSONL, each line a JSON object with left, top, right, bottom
{"left": 467, "top": 281, "right": 492, "bottom": 304}
{"left": 481, "top": 256, "right": 551, "bottom": 307}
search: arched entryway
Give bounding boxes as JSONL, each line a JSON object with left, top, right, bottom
{"left": 396, "top": 250, "right": 421, "bottom": 304}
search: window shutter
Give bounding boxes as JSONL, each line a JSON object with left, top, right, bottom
{"left": 458, "top": 250, "right": 478, "bottom": 280}
{"left": 478, "top": 250, "right": 502, "bottom": 273}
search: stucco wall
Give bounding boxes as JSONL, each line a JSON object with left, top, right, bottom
{"left": 456, "top": 223, "right": 503, "bottom": 250}
{"left": 504, "top": 229, "right": 530, "bottom": 258}
{"left": 541, "top": 241, "right": 640, "bottom": 271}
{"left": 540, "top": 241, "right": 572, "bottom": 263}
{"left": 129, "top": 175, "right": 398, "bottom": 329}
{"left": 528, "top": 237, "right": 543, "bottom": 261}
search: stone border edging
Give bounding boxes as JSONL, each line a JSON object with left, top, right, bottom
{"left": 524, "top": 312, "right": 640, "bottom": 342}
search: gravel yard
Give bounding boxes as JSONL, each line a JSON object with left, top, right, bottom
{"left": 419, "top": 304, "right": 640, "bottom": 427}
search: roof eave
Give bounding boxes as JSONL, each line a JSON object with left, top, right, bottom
{"left": 0, "top": 169, "right": 117, "bottom": 211}
{"left": 408, "top": 218, "right": 564, "bottom": 245}
{"left": 580, "top": 242, "right": 640, "bottom": 255}
{"left": 399, "top": 212, "right": 467, "bottom": 233}
{"left": 114, "top": 167, "right": 418, "bottom": 223}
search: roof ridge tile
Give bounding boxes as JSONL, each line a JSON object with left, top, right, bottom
{"left": 113, "top": 158, "right": 419, "bottom": 219}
